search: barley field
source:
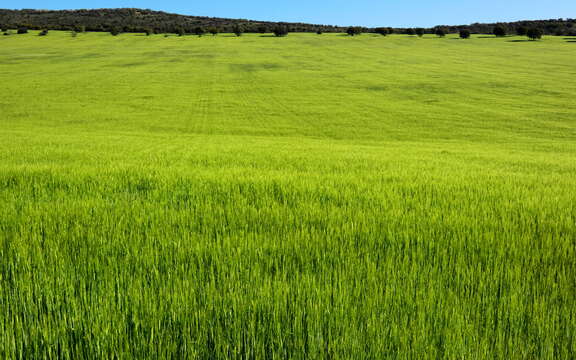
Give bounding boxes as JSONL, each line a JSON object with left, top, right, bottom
{"left": 0, "top": 31, "right": 575, "bottom": 359}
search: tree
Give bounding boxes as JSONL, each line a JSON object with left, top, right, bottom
{"left": 257, "top": 25, "right": 268, "bottom": 34}
{"left": 17, "top": 27, "right": 28, "bottom": 34}
{"left": 177, "top": 28, "right": 185, "bottom": 36}
{"left": 459, "top": 29, "right": 471, "bottom": 39}
{"left": 233, "top": 25, "right": 244, "bottom": 37}
{"left": 406, "top": 28, "right": 416, "bottom": 36}
{"left": 273, "top": 26, "right": 288, "bottom": 37}
{"left": 493, "top": 25, "right": 506, "bottom": 37}
{"left": 144, "top": 28, "right": 153, "bottom": 36}
{"left": 346, "top": 27, "right": 362, "bottom": 36}
{"left": 316, "top": 29, "right": 323, "bottom": 35}
{"left": 194, "top": 27, "right": 205, "bottom": 36}
{"left": 516, "top": 26, "right": 527, "bottom": 36}
{"left": 415, "top": 28, "right": 425, "bottom": 37}
{"left": 208, "top": 27, "right": 219, "bottom": 36}
{"left": 110, "top": 27, "right": 121, "bottom": 36}
{"left": 435, "top": 28, "right": 446, "bottom": 37}
{"left": 39, "top": 29, "right": 49, "bottom": 36}
{"left": 375, "top": 27, "right": 388, "bottom": 36}
{"left": 527, "top": 28, "right": 543, "bottom": 40}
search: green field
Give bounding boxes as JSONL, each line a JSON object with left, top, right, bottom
{"left": 1, "top": 31, "right": 575, "bottom": 359}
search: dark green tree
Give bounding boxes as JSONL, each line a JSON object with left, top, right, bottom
{"left": 233, "top": 25, "right": 244, "bottom": 37}
{"left": 346, "top": 27, "right": 362, "bottom": 36}
{"left": 110, "top": 27, "right": 121, "bottom": 36}
{"left": 493, "top": 25, "right": 507, "bottom": 37}
{"left": 316, "top": 29, "right": 323, "bottom": 35}
{"left": 406, "top": 28, "right": 416, "bottom": 36}
{"left": 415, "top": 28, "right": 425, "bottom": 37}
{"left": 435, "top": 28, "right": 446, "bottom": 37}
{"left": 273, "top": 26, "right": 288, "bottom": 37}
{"left": 516, "top": 26, "right": 527, "bottom": 36}
{"left": 208, "top": 27, "right": 219, "bottom": 36}
{"left": 527, "top": 28, "right": 543, "bottom": 40}
{"left": 257, "top": 25, "right": 268, "bottom": 34}
{"left": 459, "top": 29, "right": 471, "bottom": 39}
{"left": 194, "top": 27, "right": 205, "bottom": 36}
{"left": 17, "top": 27, "right": 28, "bottom": 34}
{"left": 375, "top": 27, "right": 388, "bottom": 36}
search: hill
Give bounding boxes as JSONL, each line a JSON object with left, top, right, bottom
{"left": 0, "top": 8, "right": 346, "bottom": 33}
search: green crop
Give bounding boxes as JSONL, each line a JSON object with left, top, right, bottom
{"left": 0, "top": 31, "right": 575, "bottom": 359}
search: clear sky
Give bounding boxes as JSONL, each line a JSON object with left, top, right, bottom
{"left": 6, "top": 1, "right": 575, "bottom": 27}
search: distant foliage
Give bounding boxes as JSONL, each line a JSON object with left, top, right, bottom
{"left": 493, "top": 25, "right": 507, "bottom": 37}
{"left": 516, "top": 26, "right": 527, "bottom": 36}
{"left": 375, "top": 27, "right": 388, "bottom": 36}
{"left": 405, "top": 28, "right": 416, "bottom": 36}
{"left": 144, "top": 28, "right": 153, "bottom": 36}
{"left": 415, "top": 28, "right": 425, "bottom": 37}
{"left": 459, "top": 29, "right": 471, "bottom": 39}
{"left": 346, "top": 27, "right": 362, "bottom": 36}
{"left": 233, "top": 25, "right": 243, "bottom": 37}
{"left": 273, "top": 26, "right": 288, "bottom": 37}
{"left": 194, "top": 27, "right": 205, "bottom": 36}
{"left": 110, "top": 27, "right": 121, "bottom": 36}
{"left": 527, "top": 28, "right": 543, "bottom": 40}
{"left": 17, "top": 27, "right": 28, "bottom": 34}
{"left": 176, "top": 28, "right": 185, "bottom": 36}
{"left": 435, "top": 28, "right": 446, "bottom": 37}
{"left": 208, "top": 27, "right": 219, "bottom": 36}
{"left": 257, "top": 25, "right": 269, "bottom": 34}
{"left": 316, "top": 29, "right": 323, "bottom": 35}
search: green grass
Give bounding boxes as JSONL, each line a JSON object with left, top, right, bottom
{"left": 1, "top": 30, "right": 575, "bottom": 359}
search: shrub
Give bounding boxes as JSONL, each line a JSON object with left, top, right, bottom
{"left": 177, "top": 28, "right": 185, "bottom": 36}
{"left": 194, "top": 27, "right": 205, "bottom": 36}
{"left": 516, "top": 27, "right": 527, "bottom": 36}
{"left": 233, "top": 25, "right": 244, "bottom": 37}
{"left": 208, "top": 27, "right": 219, "bottom": 36}
{"left": 316, "top": 29, "right": 323, "bottom": 35}
{"left": 459, "top": 29, "right": 471, "bottom": 39}
{"left": 110, "top": 27, "right": 121, "bottom": 36}
{"left": 527, "top": 28, "right": 543, "bottom": 40}
{"left": 493, "top": 26, "right": 506, "bottom": 37}
{"left": 17, "top": 27, "right": 28, "bottom": 34}
{"left": 39, "top": 29, "right": 49, "bottom": 36}
{"left": 144, "top": 28, "right": 153, "bottom": 36}
{"left": 406, "top": 28, "right": 415, "bottom": 36}
{"left": 415, "top": 28, "right": 425, "bottom": 37}
{"left": 273, "top": 26, "right": 288, "bottom": 37}
{"left": 346, "top": 27, "right": 362, "bottom": 36}
{"left": 435, "top": 28, "right": 446, "bottom": 37}
{"left": 375, "top": 27, "right": 388, "bottom": 36}
{"left": 3, "top": 30, "right": 11, "bottom": 36}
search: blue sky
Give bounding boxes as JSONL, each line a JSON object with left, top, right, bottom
{"left": 6, "top": 1, "right": 575, "bottom": 27}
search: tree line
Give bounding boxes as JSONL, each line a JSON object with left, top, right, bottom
{"left": 1, "top": 9, "right": 574, "bottom": 37}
